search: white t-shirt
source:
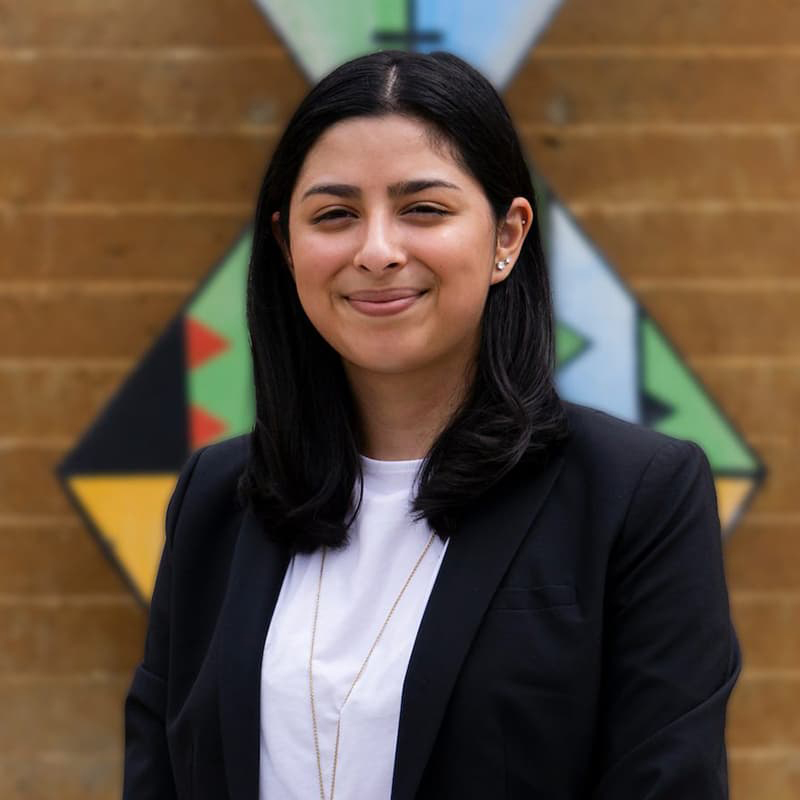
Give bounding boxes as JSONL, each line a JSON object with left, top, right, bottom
{"left": 259, "top": 456, "right": 449, "bottom": 800}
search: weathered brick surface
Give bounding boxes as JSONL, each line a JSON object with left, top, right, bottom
{"left": 693, "top": 362, "right": 800, "bottom": 439}
{"left": 0, "top": 0, "right": 280, "bottom": 48}
{"left": 747, "top": 438, "right": 800, "bottom": 515}
{"left": 0, "top": 756, "right": 121, "bottom": 800}
{"left": 0, "top": 0, "right": 306, "bottom": 795}
{"left": 729, "top": 755, "right": 800, "bottom": 800}
{"left": 0, "top": 362, "right": 129, "bottom": 438}
{"left": 0, "top": 602, "right": 145, "bottom": 674}
{"left": 725, "top": 520, "right": 800, "bottom": 592}
{"left": 574, "top": 209, "right": 800, "bottom": 280}
{"left": 508, "top": 57, "right": 800, "bottom": 125}
{"left": 638, "top": 287, "right": 800, "bottom": 358}
{"left": 728, "top": 678, "right": 800, "bottom": 748}
{"left": 731, "top": 596, "right": 800, "bottom": 670}
{"left": 521, "top": 132, "right": 800, "bottom": 204}
{"left": 0, "top": 445, "right": 72, "bottom": 515}
{"left": 0, "top": 678, "right": 130, "bottom": 755}
{"left": 0, "top": 133, "right": 276, "bottom": 205}
{"left": 0, "top": 288, "right": 188, "bottom": 359}
{"left": 543, "top": 0, "right": 800, "bottom": 46}
{"left": 0, "top": 211, "right": 249, "bottom": 280}
{"left": 0, "top": 521, "right": 126, "bottom": 595}
{"left": 0, "top": 55, "right": 304, "bottom": 128}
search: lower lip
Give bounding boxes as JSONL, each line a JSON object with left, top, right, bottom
{"left": 346, "top": 293, "right": 425, "bottom": 317}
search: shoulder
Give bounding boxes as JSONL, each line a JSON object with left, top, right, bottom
{"left": 166, "top": 433, "right": 251, "bottom": 545}
{"left": 187, "top": 433, "right": 250, "bottom": 489}
{"left": 562, "top": 400, "right": 702, "bottom": 465}
{"left": 558, "top": 401, "right": 709, "bottom": 502}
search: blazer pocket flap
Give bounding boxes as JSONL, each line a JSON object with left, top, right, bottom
{"left": 489, "top": 584, "right": 576, "bottom": 611}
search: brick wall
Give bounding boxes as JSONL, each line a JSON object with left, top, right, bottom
{"left": 505, "top": 1, "right": 800, "bottom": 797}
{"left": 1, "top": 0, "right": 797, "bottom": 797}
{"left": 0, "top": 1, "right": 305, "bottom": 796}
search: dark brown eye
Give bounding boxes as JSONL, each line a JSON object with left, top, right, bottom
{"left": 312, "top": 209, "right": 354, "bottom": 224}
{"left": 407, "top": 205, "right": 448, "bottom": 216}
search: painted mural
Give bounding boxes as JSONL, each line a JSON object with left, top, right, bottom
{"left": 58, "top": 0, "right": 763, "bottom": 604}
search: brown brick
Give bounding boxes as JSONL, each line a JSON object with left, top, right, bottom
{"left": 692, "top": 362, "right": 800, "bottom": 440}
{"left": 0, "top": 755, "right": 120, "bottom": 800}
{"left": 0, "top": 132, "right": 275, "bottom": 205}
{"left": 521, "top": 131, "right": 800, "bottom": 204}
{"left": 0, "top": 137, "right": 52, "bottom": 205}
{"left": 0, "top": 676, "right": 128, "bottom": 755}
{"left": 0, "top": 519, "right": 125, "bottom": 594}
{"left": 0, "top": 210, "right": 45, "bottom": 279}
{"left": 507, "top": 57, "right": 800, "bottom": 125}
{"left": 726, "top": 520, "right": 800, "bottom": 592}
{"left": 728, "top": 677, "right": 800, "bottom": 748}
{"left": 574, "top": 209, "right": 800, "bottom": 281}
{"left": 0, "top": 287, "right": 186, "bottom": 359}
{"left": 731, "top": 596, "right": 800, "bottom": 671}
{"left": 0, "top": 362, "right": 128, "bottom": 438}
{"left": 0, "top": 54, "right": 306, "bottom": 129}
{"left": 729, "top": 753, "right": 800, "bottom": 800}
{"left": 748, "top": 438, "right": 800, "bottom": 516}
{"left": 542, "top": 0, "right": 800, "bottom": 46}
{"left": 0, "top": 210, "right": 249, "bottom": 281}
{"left": 0, "top": 601, "right": 145, "bottom": 674}
{"left": 638, "top": 286, "right": 800, "bottom": 358}
{"left": 0, "top": 445, "right": 72, "bottom": 515}
{"left": 0, "top": 0, "right": 282, "bottom": 48}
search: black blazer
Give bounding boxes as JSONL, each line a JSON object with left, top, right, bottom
{"left": 124, "top": 402, "right": 740, "bottom": 799}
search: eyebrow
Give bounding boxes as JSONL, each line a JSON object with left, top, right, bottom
{"left": 300, "top": 178, "right": 461, "bottom": 201}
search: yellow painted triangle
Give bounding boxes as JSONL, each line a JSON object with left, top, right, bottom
{"left": 68, "top": 473, "right": 178, "bottom": 601}
{"left": 714, "top": 476, "right": 754, "bottom": 532}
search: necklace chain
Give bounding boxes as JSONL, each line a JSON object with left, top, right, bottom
{"left": 309, "top": 531, "right": 437, "bottom": 800}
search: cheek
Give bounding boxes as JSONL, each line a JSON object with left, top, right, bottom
{"left": 291, "top": 239, "right": 352, "bottom": 305}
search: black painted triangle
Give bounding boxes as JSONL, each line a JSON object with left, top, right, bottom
{"left": 641, "top": 390, "right": 675, "bottom": 429}
{"left": 59, "top": 316, "right": 188, "bottom": 475}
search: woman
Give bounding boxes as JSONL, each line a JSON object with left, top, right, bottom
{"left": 124, "top": 50, "right": 740, "bottom": 799}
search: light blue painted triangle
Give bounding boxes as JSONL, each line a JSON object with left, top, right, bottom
{"left": 254, "top": 0, "right": 406, "bottom": 81}
{"left": 550, "top": 204, "right": 640, "bottom": 423}
{"left": 416, "top": 0, "right": 564, "bottom": 87}
{"left": 254, "top": 1, "right": 565, "bottom": 86}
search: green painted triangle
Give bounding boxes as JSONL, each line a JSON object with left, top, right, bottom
{"left": 186, "top": 233, "right": 255, "bottom": 436}
{"left": 641, "top": 315, "right": 757, "bottom": 472}
{"left": 254, "top": 0, "right": 406, "bottom": 81}
{"left": 556, "top": 321, "right": 589, "bottom": 369}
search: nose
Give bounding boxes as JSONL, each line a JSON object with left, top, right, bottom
{"left": 353, "top": 212, "right": 406, "bottom": 273}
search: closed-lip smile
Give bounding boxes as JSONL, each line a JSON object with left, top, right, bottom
{"left": 344, "top": 287, "right": 428, "bottom": 316}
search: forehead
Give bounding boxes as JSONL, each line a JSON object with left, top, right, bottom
{"left": 293, "top": 114, "right": 469, "bottom": 194}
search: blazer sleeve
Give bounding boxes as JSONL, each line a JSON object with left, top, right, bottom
{"left": 122, "top": 446, "right": 205, "bottom": 800}
{"left": 591, "top": 439, "right": 742, "bottom": 799}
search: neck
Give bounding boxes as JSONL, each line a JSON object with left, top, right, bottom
{"left": 345, "top": 359, "right": 473, "bottom": 461}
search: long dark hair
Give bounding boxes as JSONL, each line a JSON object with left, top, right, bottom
{"left": 239, "top": 50, "right": 568, "bottom": 551}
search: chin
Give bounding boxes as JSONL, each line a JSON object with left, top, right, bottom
{"left": 342, "top": 348, "right": 429, "bottom": 377}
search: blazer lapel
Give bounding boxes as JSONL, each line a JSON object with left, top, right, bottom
{"left": 218, "top": 506, "right": 290, "bottom": 800}
{"left": 391, "top": 447, "right": 566, "bottom": 800}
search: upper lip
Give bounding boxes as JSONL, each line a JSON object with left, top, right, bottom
{"left": 345, "top": 288, "right": 426, "bottom": 302}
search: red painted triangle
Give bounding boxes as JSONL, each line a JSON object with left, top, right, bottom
{"left": 190, "top": 406, "right": 228, "bottom": 448}
{"left": 185, "top": 316, "right": 230, "bottom": 369}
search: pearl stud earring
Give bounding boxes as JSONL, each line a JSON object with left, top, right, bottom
{"left": 496, "top": 258, "right": 510, "bottom": 271}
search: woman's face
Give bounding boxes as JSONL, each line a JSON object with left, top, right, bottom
{"left": 282, "top": 114, "right": 527, "bottom": 381}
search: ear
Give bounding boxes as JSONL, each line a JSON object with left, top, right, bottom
{"left": 271, "top": 211, "right": 293, "bottom": 274}
{"left": 490, "top": 197, "right": 533, "bottom": 285}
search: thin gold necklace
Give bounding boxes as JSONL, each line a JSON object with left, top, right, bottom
{"left": 308, "top": 531, "right": 437, "bottom": 800}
